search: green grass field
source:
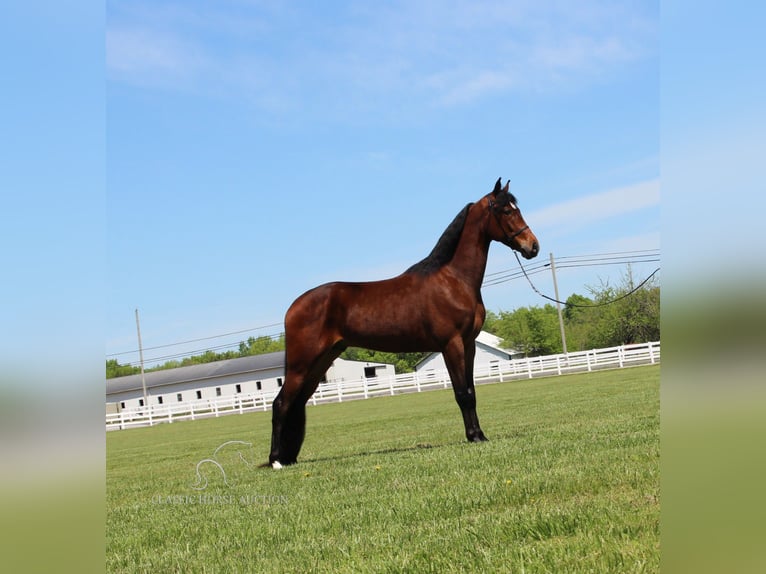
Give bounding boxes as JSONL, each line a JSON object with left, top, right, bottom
{"left": 107, "top": 365, "right": 659, "bottom": 573}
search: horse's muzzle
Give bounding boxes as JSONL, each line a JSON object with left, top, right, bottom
{"left": 521, "top": 240, "right": 539, "bottom": 259}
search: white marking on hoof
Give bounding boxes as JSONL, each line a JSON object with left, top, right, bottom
{"left": 271, "top": 461, "right": 283, "bottom": 470}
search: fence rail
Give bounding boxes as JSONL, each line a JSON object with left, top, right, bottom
{"left": 106, "top": 341, "right": 659, "bottom": 431}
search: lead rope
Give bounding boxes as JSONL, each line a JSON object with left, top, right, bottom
{"left": 513, "top": 251, "right": 660, "bottom": 308}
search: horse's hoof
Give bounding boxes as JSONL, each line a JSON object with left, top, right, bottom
{"left": 271, "top": 461, "right": 283, "bottom": 470}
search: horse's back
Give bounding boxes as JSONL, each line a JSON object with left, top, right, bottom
{"left": 285, "top": 275, "right": 443, "bottom": 352}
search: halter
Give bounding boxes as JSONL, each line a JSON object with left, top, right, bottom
{"left": 488, "top": 198, "right": 529, "bottom": 246}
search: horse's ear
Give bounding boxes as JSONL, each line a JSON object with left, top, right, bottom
{"left": 493, "top": 177, "right": 502, "bottom": 195}
{"left": 502, "top": 180, "right": 510, "bottom": 193}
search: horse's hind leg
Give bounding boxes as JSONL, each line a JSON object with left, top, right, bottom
{"left": 269, "top": 341, "right": 345, "bottom": 467}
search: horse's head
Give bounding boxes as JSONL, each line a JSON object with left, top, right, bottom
{"left": 486, "top": 178, "right": 539, "bottom": 260}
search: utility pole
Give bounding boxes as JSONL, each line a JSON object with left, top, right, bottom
{"left": 135, "top": 308, "right": 149, "bottom": 410}
{"left": 549, "top": 253, "right": 568, "bottom": 354}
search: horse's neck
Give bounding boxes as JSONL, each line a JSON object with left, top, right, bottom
{"left": 445, "top": 204, "right": 491, "bottom": 293}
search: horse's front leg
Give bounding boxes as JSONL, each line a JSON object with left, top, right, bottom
{"left": 269, "top": 366, "right": 313, "bottom": 467}
{"left": 443, "top": 337, "right": 487, "bottom": 443}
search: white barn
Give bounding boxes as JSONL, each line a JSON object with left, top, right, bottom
{"left": 414, "top": 331, "right": 522, "bottom": 377}
{"left": 106, "top": 351, "right": 395, "bottom": 411}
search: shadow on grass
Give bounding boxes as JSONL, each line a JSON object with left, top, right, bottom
{"left": 301, "top": 441, "right": 444, "bottom": 465}
{"left": 265, "top": 427, "right": 535, "bottom": 468}
{"left": 256, "top": 422, "right": 538, "bottom": 468}
{"left": 257, "top": 442, "right": 449, "bottom": 468}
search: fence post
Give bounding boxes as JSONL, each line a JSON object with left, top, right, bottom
{"left": 526, "top": 358, "right": 532, "bottom": 379}
{"left": 648, "top": 342, "right": 655, "bottom": 364}
{"left": 618, "top": 346, "right": 624, "bottom": 368}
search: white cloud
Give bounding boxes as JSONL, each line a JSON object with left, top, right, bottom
{"left": 106, "top": 1, "right": 656, "bottom": 111}
{"left": 430, "top": 69, "right": 517, "bottom": 107}
{"left": 528, "top": 179, "right": 660, "bottom": 232}
{"left": 531, "top": 34, "right": 633, "bottom": 73}
{"left": 107, "top": 26, "right": 208, "bottom": 86}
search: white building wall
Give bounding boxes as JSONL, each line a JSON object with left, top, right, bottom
{"left": 108, "top": 359, "right": 399, "bottom": 412}
{"left": 325, "top": 358, "right": 395, "bottom": 383}
{"left": 415, "top": 343, "right": 513, "bottom": 377}
{"left": 110, "top": 367, "right": 285, "bottom": 411}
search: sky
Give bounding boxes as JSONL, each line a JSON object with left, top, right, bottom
{"left": 1, "top": 2, "right": 104, "bottom": 385}
{"left": 105, "top": 0, "right": 660, "bottom": 366}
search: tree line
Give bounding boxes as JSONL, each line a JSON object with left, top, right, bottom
{"left": 485, "top": 270, "right": 659, "bottom": 356}
{"left": 107, "top": 269, "right": 658, "bottom": 379}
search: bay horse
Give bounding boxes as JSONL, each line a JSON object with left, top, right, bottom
{"left": 268, "top": 178, "right": 539, "bottom": 468}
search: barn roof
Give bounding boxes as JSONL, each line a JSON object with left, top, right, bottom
{"left": 106, "top": 351, "right": 285, "bottom": 396}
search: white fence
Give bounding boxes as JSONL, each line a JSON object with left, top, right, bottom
{"left": 106, "top": 341, "right": 660, "bottom": 431}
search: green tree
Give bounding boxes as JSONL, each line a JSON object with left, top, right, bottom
{"left": 562, "top": 294, "right": 595, "bottom": 352}
{"left": 483, "top": 310, "right": 501, "bottom": 333}
{"left": 488, "top": 266, "right": 660, "bottom": 354}
{"left": 563, "top": 294, "right": 593, "bottom": 322}
{"left": 105, "top": 359, "right": 140, "bottom": 379}
{"left": 239, "top": 334, "right": 285, "bottom": 356}
{"left": 579, "top": 267, "right": 660, "bottom": 348}
{"left": 554, "top": 268, "right": 660, "bottom": 350}
{"left": 493, "top": 305, "right": 562, "bottom": 356}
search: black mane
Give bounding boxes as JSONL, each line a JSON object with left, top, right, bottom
{"left": 405, "top": 203, "right": 473, "bottom": 276}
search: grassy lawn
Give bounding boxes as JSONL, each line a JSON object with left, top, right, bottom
{"left": 107, "top": 365, "right": 659, "bottom": 573}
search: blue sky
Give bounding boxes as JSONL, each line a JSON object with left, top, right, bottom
{"left": 1, "top": 2, "right": 104, "bottom": 385}
{"left": 106, "top": 1, "right": 659, "bottom": 365}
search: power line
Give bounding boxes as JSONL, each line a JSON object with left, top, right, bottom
{"left": 555, "top": 258, "right": 660, "bottom": 270}
{"left": 484, "top": 260, "right": 550, "bottom": 278}
{"left": 556, "top": 248, "right": 660, "bottom": 261}
{"left": 483, "top": 249, "right": 659, "bottom": 280}
{"left": 107, "top": 322, "right": 283, "bottom": 358}
{"left": 482, "top": 249, "right": 659, "bottom": 287}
